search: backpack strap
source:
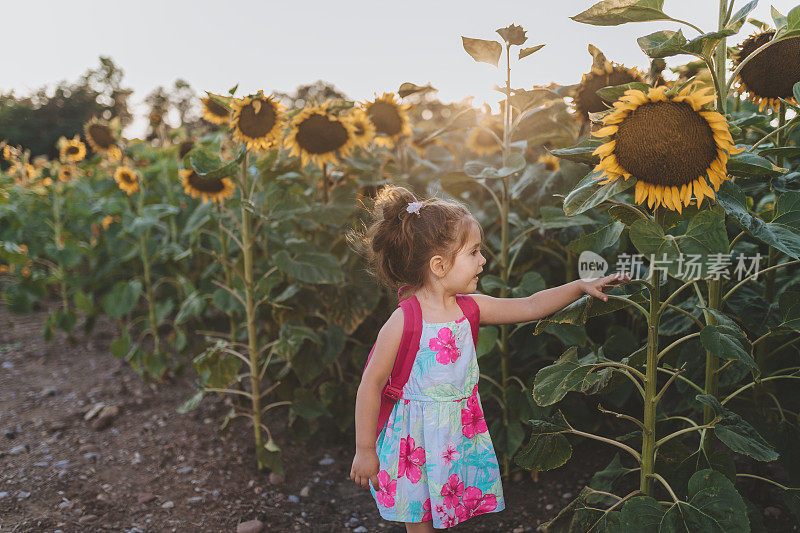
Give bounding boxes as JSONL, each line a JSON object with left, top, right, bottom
{"left": 363, "top": 294, "right": 423, "bottom": 440}
{"left": 456, "top": 294, "right": 480, "bottom": 348}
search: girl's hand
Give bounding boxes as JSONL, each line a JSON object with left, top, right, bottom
{"left": 350, "top": 447, "right": 380, "bottom": 490}
{"left": 579, "top": 272, "right": 632, "bottom": 302}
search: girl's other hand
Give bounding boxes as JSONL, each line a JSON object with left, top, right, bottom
{"left": 350, "top": 447, "right": 380, "bottom": 490}
{"left": 579, "top": 272, "right": 632, "bottom": 302}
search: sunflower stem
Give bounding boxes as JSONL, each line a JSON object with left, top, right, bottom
{"left": 51, "top": 183, "right": 69, "bottom": 313}
{"left": 138, "top": 180, "right": 161, "bottom": 360}
{"left": 322, "top": 163, "right": 329, "bottom": 204}
{"left": 217, "top": 203, "right": 238, "bottom": 343}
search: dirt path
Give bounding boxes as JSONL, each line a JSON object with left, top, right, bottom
{"left": 1, "top": 300, "right": 794, "bottom": 532}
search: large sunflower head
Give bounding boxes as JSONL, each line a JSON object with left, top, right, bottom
{"left": 574, "top": 47, "right": 644, "bottom": 122}
{"left": 284, "top": 102, "right": 356, "bottom": 167}
{"left": 201, "top": 94, "right": 231, "bottom": 125}
{"left": 84, "top": 118, "right": 121, "bottom": 161}
{"left": 590, "top": 84, "right": 744, "bottom": 213}
{"left": 732, "top": 30, "right": 800, "bottom": 112}
{"left": 58, "top": 165, "right": 78, "bottom": 182}
{"left": 113, "top": 166, "right": 139, "bottom": 195}
{"left": 230, "top": 91, "right": 285, "bottom": 152}
{"left": 59, "top": 135, "right": 86, "bottom": 163}
{"left": 179, "top": 168, "right": 236, "bottom": 205}
{"left": 343, "top": 108, "right": 376, "bottom": 149}
{"left": 465, "top": 116, "right": 503, "bottom": 156}
{"left": 362, "top": 92, "right": 412, "bottom": 148}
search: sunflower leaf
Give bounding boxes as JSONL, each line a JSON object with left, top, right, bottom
{"left": 397, "top": 82, "right": 435, "bottom": 99}
{"left": 695, "top": 394, "right": 779, "bottom": 461}
{"left": 461, "top": 37, "right": 503, "bottom": 67}
{"left": 571, "top": 0, "right": 670, "bottom": 27}
{"left": 637, "top": 29, "right": 688, "bottom": 58}
{"left": 549, "top": 139, "right": 603, "bottom": 165}
{"left": 682, "top": 29, "right": 737, "bottom": 57}
{"left": 519, "top": 44, "right": 546, "bottom": 60}
{"left": 188, "top": 145, "right": 244, "bottom": 180}
{"left": 563, "top": 170, "right": 635, "bottom": 216}
{"left": 726, "top": 0, "right": 759, "bottom": 32}
{"left": 727, "top": 152, "right": 787, "bottom": 177}
{"left": 794, "top": 81, "right": 800, "bottom": 104}
{"left": 777, "top": 5, "right": 800, "bottom": 38}
{"left": 772, "top": 6, "right": 788, "bottom": 31}
{"left": 463, "top": 152, "right": 526, "bottom": 179}
{"left": 596, "top": 82, "right": 652, "bottom": 103}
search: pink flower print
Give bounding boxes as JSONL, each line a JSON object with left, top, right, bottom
{"left": 375, "top": 470, "right": 397, "bottom": 508}
{"left": 441, "top": 473, "right": 464, "bottom": 509}
{"left": 442, "top": 513, "right": 459, "bottom": 527}
{"left": 441, "top": 444, "right": 461, "bottom": 467}
{"left": 455, "top": 486, "right": 498, "bottom": 521}
{"left": 398, "top": 435, "right": 426, "bottom": 483}
{"left": 429, "top": 327, "right": 461, "bottom": 364}
{"left": 435, "top": 503, "right": 447, "bottom": 517}
{"left": 461, "top": 394, "right": 488, "bottom": 439}
{"left": 422, "top": 498, "right": 432, "bottom": 521}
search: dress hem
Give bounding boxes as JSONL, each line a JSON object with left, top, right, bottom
{"left": 376, "top": 501, "right": 506, "bottom": 529}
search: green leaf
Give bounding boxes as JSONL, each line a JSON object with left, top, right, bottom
{"left": 618, "top": 496, "right": 665, "bottom": 530}
{"left": 291, "top": 389, "right": 328, "bottom": 420}
{"left": 532, "top": 346, "right": 609, "bottom": 405}
{"left": 175, "top": 290, "right": 206, "bottom": 325}
{"left": 515, "top": 410, "right": 573, "bottom": 471}
{"left": 727, "top": 152, "right": 787, "bottom": 178}
{"left": 73, "top": 289, "right": 95, "bottom": 314}
{"left": 794, "top": 81, "right": 800, "bottom": 105}
{"left": 596, "top": 81, "right": 652, "bottom": 103}
{"left": 463, "top": 152, "right": 526, "bottom": 179}
{"left": 461, "top": 36, "right": 502, "bottom": 66}
{"left": 682, "top": 29, "right": 737, "bottom": 56}
{"left": 637, "top": 29, "right": 687, "bottom": 58}
{"left": 176, "top": 391, "right": 205, "bottom": 414}
{"left": 194, "top": 345, "right": 241, "bottom": 389}
{"left": 102, "top": 280, "right": 143, "bottom": 318}
{"left": 567, "top": 221, "right": 624, "bottom": 255}
{"left": 476, "top": 326, "right": 498, "bottom": 357}
{"left": 726, "top": 0, "right": 759, "bottom": 32}
{"left": 480, "top": 274, "right": 505, "bottom": 293}
{"left": 777, "top": 287, "right": 800, "bottom": 331}
{"left": 550, "top": 138, "right": 603, "bottom": 165}
{"left": 110, "top": 328, "right": 132, "bottom": 359}
{"left": 700, "top": 324, "right": 758, "bottom": 377}
{"left": 571, "top": 0, "right": 669, "bottom": 26}
{"left": 695, "top": 394, "right": 779, "bottom": 461}
{"left": 776, "top": 5, "right": 800, "bottom": 38}
{"left": 529, "top": 205, "right": 595, "bottom": 230}
{"left": 512, "top": 271, "right": 546, "bottom": 298}
{"left": 519, "top": 44, "right": 545, "bottom": 60}
{"left": 679, "top": 469, "right": 749, "bottom": 533}
{"left": 659, "top": 501, "right": 725, "bottom": 532}
{"left": 564, "top": 170, "right": 635, "bottom": 216}
{"left": 273, "top": 250, "right": 343, "bottom": 284}
{"left": 187, "top": 144, "right": 244, "bottom": 180}
{"left": 212, "top": 287, "right": 244, "bottom": 313}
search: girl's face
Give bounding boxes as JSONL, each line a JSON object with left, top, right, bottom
{"left": 441, "top": 221, "right": 485, "bottom": 294}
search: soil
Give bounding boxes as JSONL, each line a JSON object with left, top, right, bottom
{"left": 0, "top": 300, "right": 797, "bottom": 532}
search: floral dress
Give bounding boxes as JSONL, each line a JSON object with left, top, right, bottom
{"left": 369, "top": 314, "right": 505, "bottom": 528}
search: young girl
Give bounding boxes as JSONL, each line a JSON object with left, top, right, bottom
{"left": 350, "top": 185, "right": 631, "bottom": 531}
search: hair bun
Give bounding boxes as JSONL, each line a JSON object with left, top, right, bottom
{"left": 374, "top": 185, "right": 417, "bottom": 223}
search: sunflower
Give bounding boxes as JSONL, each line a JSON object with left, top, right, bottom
{"left": 343, "top": 108, "right": 376, "bottom": 149}
{"left": 732, "top": 30, "right": 800, "bottom": 112}
{"left": 465, "top": 116, "right": 503, "bottom": 156}
{"left": 201, "top": 95, "right": 231, "bottom": 125}
{"left": 84, "top": 118, "right": 122, "bottom": 161}
{"left": 590, "top": 85, "right": 743, "bottom": 213}
{"left": 574, "top": 60, "right": 644, "bottom": 122}
{"left": 113, "top": 166, "right": 139, "bottom": 195}
{"left": 362, "top": 93, "right": 412, "bottom": 148}
{"left": 59, "top": 136, "right": 86, "bottom": 163}
{"left": 101, "top": 215, "right": 115, "bottom": 229}
{"left": 177, "top": 139, "right": 195, "bottom": 160}
{"left": 58, "top": 165, "right": 77, "bottom": 182}
{"left": 8, "top": 163, "right": 37, "bottom": 182}
{"left": 230, "top": 91, "right": 285, "bottom": 152}
{"left": 284, "top": 103, "right": 356, "bottom": 167}
{"left": 179, "top": 169, "right": 236, "bottom": 204}
{"left": 538, "top": 153, "right": 560, "bottom": 171}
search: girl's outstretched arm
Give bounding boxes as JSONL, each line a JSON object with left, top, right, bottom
{"left": 350, "top": 307, "right": 404, "bottom": 490}
{"left": 472, "top": 272, "right": 632, "bottom": 325}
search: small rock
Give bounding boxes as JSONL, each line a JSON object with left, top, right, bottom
{"left": 353, "top": 527, "right": 368, "bottom": 533}
{"left": 287, "top": 494, "right": 300, "bottom": 503}
{"left": 9, "top": 444, "right": 29, "bottom": 455}
{"left": 34, "top": 461, "right": 49, "bottom": 467}
{"left": 125, "top": 529, "right": 144, "bottom": 533}
{"left": 137, "top": 493, "right": 156, "bottom": 504}
{"left": 545, "top": 503, "right": 553, "bottom": 511}
{"left": 212, "top": 490, "right": 220, "bottom": 498}
{"left": 237, "top": 519, "right": 265, "bottom": 533}
{"left": 53, "top": 460, "right": 69, "bottom": 469}
{"left": 58, "top": 501, "right": 72, "bottom": 510}
{"left": 0, "top": 492, "right": 8, "bottom": 499}
{"left": 187, "top": 496, "right": 203, "bottom": 504}
{"left": 84, "top": 452, "right": 100, "bottom": 462}
{"left": 347, "top": 517, "right": 361, "bottom": 527}
{"left": 318, "top": 454, "right": 335, "bottom": 466}
{"left": 91, "top": 405, "right": 119, "bottom": 430}
{"left": 268, "top": 472, "right": 285, "bottom": 485}
{"left": 4, "top": 430, "right": 14, "bottom": 439}
{"left": 131, "top": 452, "right": 142, "bottom": 465}
{"left": 177, "top": 466, "right": 193, "bottom": 474}
{"left": 513, "top": 528, "right": 524, "bottom": 533}
{"left": 42, "top": 386, "right": 59, "bottom": 396}
{"left": 84, "top": 403, "right": 105, "bottom": 421}
{"left": 2, "top": 361, "right": 13, "bottom": 369}
{"left": 299, "top": 486, "right": 310, "bottom": 497}
{"left": 562, "top": 492, "right": 572, "bottom": 499}
{"left": 78, "top": 443, "right": 100, "bottom": 454}
{"left": 78, "top": 515, "right": 98, "bottom": 525}
{"left": 161, "top": 501, "right": 174, "bottom": 509}
{"left": 17, "top": 491, "right": 30, "bottom": 500}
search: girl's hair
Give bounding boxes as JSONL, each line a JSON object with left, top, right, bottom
{"left": 349, "top": 185, "right": 483, "bottom": 295}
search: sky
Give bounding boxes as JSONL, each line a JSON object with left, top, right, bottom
{"left": 2, "top": 0, "right": 797, "bottom": 136}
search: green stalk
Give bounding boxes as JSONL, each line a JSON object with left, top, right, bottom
{"left": 640, "top": 207, "right": 663, "bottom": 495}
{"left": 239, "top": 151, "right": 265, "bottom": 469}
{"left": 158, "top": 124, "right": 179, "bottom": 244}
{"left": 216, "top": 204, "right": 237, "bottom": 342}
{"left": 137, "top": 181, "right": 160, "bottom": 356}
{"left": 51, "top": 184, "right": 69, "bottom": 312}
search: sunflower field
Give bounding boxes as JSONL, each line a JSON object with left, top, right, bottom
{"left": 2, "top": 0, "right": 800, "bottom": 530}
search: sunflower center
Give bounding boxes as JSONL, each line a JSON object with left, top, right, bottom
{"left": 238, "top": 99, "right": 277, "bottom": 138}
{"left": 353, "top": 122, "right": 366, "bottom": 137}
{"left": 577, "top": 68, "right": 641, "bottom": 114}
{"left": 295, "top": 114, "right": 350, "bottom": 154}
{"left": 739, "top": 32, "right": 800, "bottom": 98}
{"left": 206, "top": 99, "right": 229, "bottom": 118}
{"left": 187, "top": 170, "right": 226, "bottom": 193}
{"left": 87, "top": 125, "right": 114, "bottom": 149}
{"left": 66, "top": 145, "right": 80, "bottom": 155}
{"left": 367, "top": 102, "right": 403, "bottom": 136}
{"left": 613, "top": 100, "right": 717, "bottom": 186}
{"left": 120, "top": 171, "right": 137, "bottom": 185}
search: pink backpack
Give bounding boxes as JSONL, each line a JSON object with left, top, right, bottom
{"left": 362, "top": 289, "right": 480, "bottom": 440}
